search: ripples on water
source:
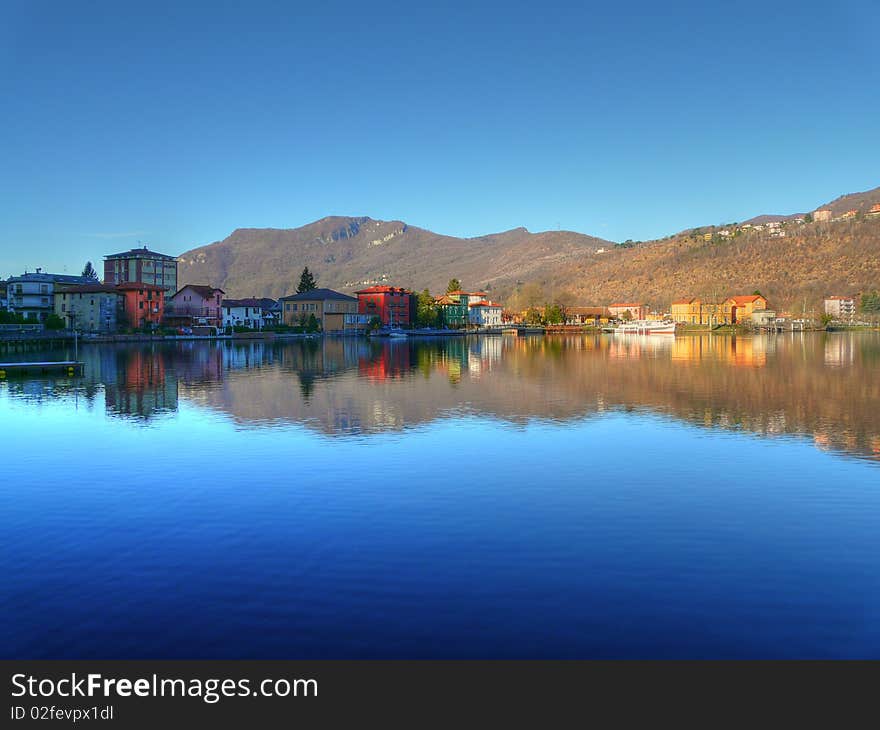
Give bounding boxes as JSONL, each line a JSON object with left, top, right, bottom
{"left": 1, "top": 333, "right": 879, "bottom": 658}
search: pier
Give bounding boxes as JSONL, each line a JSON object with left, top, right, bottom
{"left": 0, "top": 361, "right": 84, "bottom": 378}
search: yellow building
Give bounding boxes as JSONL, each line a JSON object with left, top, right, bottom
{"left": 279, "top": 288, "right": 362, "bottom": 332}
{"left": 670, "top": 298, "right": 701, "bottom": 324}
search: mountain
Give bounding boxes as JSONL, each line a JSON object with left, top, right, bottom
{"left": 177, "top": 186, "right": 880, "bottom": 311}
{"left": 177, "top": 217, "right": 613, "bottom": 300}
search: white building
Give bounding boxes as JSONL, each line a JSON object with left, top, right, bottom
{"left": 6, "top": 270, "right": 94, "bottom": 321}
{"left": 468, "top": 300, "right": 503, "bottom": 327}
{"left": 221, "top": 298, "right": 276, "bottom": 329}
{"left": 824, "top": 296, "right": 856, "bottom": 321}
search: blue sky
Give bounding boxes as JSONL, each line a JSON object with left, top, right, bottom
{"left": 1, "top": 0, "right": 878, "bottom": 276}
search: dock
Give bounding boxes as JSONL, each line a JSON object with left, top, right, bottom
{"left": 0, "top": 361, "right": 84, "bottom": 378}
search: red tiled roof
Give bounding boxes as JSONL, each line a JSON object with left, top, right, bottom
{"left": 469, "top": 300, "right": 501, "bottom": 308}
{"left": 609, "top": 302, "right": 644, "bottom": 308}
{"left": 115, "top": 282, "right": 165, "bottom": 292}
{"left": 355, "top": 286, "right": 412, "bottom": 295}
{"left": 671, "top": 298, "right": 697, "bottom": 305}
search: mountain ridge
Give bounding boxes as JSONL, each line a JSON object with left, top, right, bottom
{"left": 177, "top": 185, "right": 880, "bottom": 310}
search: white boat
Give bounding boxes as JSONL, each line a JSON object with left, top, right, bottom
{"left": 605, "top": 320, "right": 676, "bottom": 335}
{"left": 388, "top": 330, "right": 408, "bottom": 338}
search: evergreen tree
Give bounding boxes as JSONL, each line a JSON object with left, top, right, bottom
{"left": 81, "top": 261, "right": 98, "bottom": 280}
{"left": 446, "top": 278, "right": 461, "bottom": 294}
{"left": 297, "top": 267, "right": 317, "bottom": 293}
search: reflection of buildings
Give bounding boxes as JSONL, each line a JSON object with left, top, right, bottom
{"left": 359, "top": 341, "right": 412, "bottom": 381}
{"left": 103, "top": 348, "right": 178, "bottom": 420}
{"left": 824, "top": 336, "right": 856, "bottom": 367}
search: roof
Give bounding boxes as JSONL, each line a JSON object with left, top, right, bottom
{"left": 171, "top": 284, "right": 225, "bottom": 300}
{"left": 671, "top": 298, "right": 697, "bottom": 305}
{"left": 104, "top": 246, "right": 177, "bottom": 261}
{"left": 279, "top": 288, "right": 357, "bottom": 302}
{"left": 435, "top": 294, "right": 464, "bottom": 306}
{"left": 8, "top": 272, "right": 94, "bottom": 284}
{"left": 221, "top": 297, "right": 277, "bottom": 308}
{"left": 609, "top": 302, "right": 644, "bottom": 308}
{"left": 726, "top": 295, "right": 765, "bottom": 305}
{"left": 354, "top": 285, "right": 412, "bottom": 295}
{"left": 469, "top": 300, "right": 501, "bottom": 308}
{"left": 115, "top": 282, "right": 165, "bottom": 292}
{"left": 825, "top": 295, "right": 854, "bottom": 301}
{"left": 56, "top": 283, "right": 121, "bottom": 295}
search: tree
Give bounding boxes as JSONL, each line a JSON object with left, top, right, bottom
{"left": 752, "top": 290, "right": 763, "bottom": 297}
{"left": 861, "top": 291, "right": 880, "bottom": 313}
{"left": 820, "top": 313, "right": 834, "bottom": 328}
{"left": 45, "top": 313, "right": 66, "bottom": 330}
{"left": 306, "top": 313, "right": 320, "bottom": 333}
{"left": 416, "top": 289, "right": 439, "bottom": 328}
{"left": 446, "top": 278, "right": 461, "bottom": 294}
{"left": 524, "top": 307, "right": 543, "bottom": 325}
{"left": 804, "top": 213, "right": 813, "bottom": 224}
{"left": 622, "top": 309, "right": 633, "bottom": 321}
{"left": 543, "top": 303, "right": 565, "bottom": 324}
{"left": 297, "top": 267, "right": 317, "bottom": 293}
{"left": 81, "top": 261, "right": 98, "bottom": 280}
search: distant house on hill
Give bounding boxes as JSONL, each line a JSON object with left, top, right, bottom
{"left": 813, "top": 209, "right": 833, "bottom": 222}
{"left": 867, "top": 203, "right": 880, "bottom": 217}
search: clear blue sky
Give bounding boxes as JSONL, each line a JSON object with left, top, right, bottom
{"left": 1, "top": 0, "right": 878, "bottom": 277}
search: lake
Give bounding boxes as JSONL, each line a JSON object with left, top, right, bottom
{"left": 1, "top": 332, "right": 879, "bottom": 658}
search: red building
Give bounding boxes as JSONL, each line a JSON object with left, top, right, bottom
{"left": 116, "top": 283, "right": 165, "bottom": 330}
{"left": 355, "top": 286, "right": 414, "bottom": 327}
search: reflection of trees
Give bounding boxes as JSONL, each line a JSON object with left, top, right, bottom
{"left": 11, "top": 334, "right": 879, "bottom": 461}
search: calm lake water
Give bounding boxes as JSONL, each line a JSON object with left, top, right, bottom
{"left": 2, "top": 333, "right": 879, "bottom": 658}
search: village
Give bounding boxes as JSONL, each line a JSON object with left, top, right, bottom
{"left": 0, "top": 240, "right": 876, "bottom": 340}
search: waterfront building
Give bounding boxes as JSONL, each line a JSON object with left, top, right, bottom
{"left": 434, "top": 294, "right": 469, "bottom": 327}
{"left": 103, "top": 246, "right": 179, "bottom": 294}
{"left": 356, "top": 286, "right": 413, "bottom": 327}
{"left": 167, "top": 284, "right": 224, "bottom": 327}
{"left": 280, "top": 288, "right": 360, "bottom": 332}
{"left": 116, "top": 283, "right": 165, "bottom": 330}
{"left": 6, "top": 270, "right": 94, "bottom": 321}
{"left": 670, "top": 298, "right": 701, "bottom": 324}
{"left": 608, "top": 302, "right": 648, "bottom": 320}
{"left": 724, "top": 294, "right": 768, "bottom": 323}
{"left": 221, "top": 297, "right": 277, "bottom": 329}
{"left": 824, "top": 295, "right": 856, "bottom": 321}
{"left": 55, "top": 284, "right": 123, "bottom": 332}
{"left": 565, "top": 306, "right": 611, "bottom": 325}
{"left": 468, "top": 300, "right": 503, "bottom": 327}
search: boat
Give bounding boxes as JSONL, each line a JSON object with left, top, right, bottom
{"left": 604, "top": 320, "right": 676, "bottom": 335}
{"left": 388, "top": 330, "right": 408, "bottom": 338}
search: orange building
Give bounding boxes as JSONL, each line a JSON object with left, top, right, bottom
{"left": 116, "top": 283, "right": 165, "bottom": 330}
{"left": 724, "top": 294, "right": 767, "bottom": 323}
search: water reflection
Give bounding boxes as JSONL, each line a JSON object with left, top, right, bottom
{"left": 3, "top": 332, "right": 879, "bottom": 461}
